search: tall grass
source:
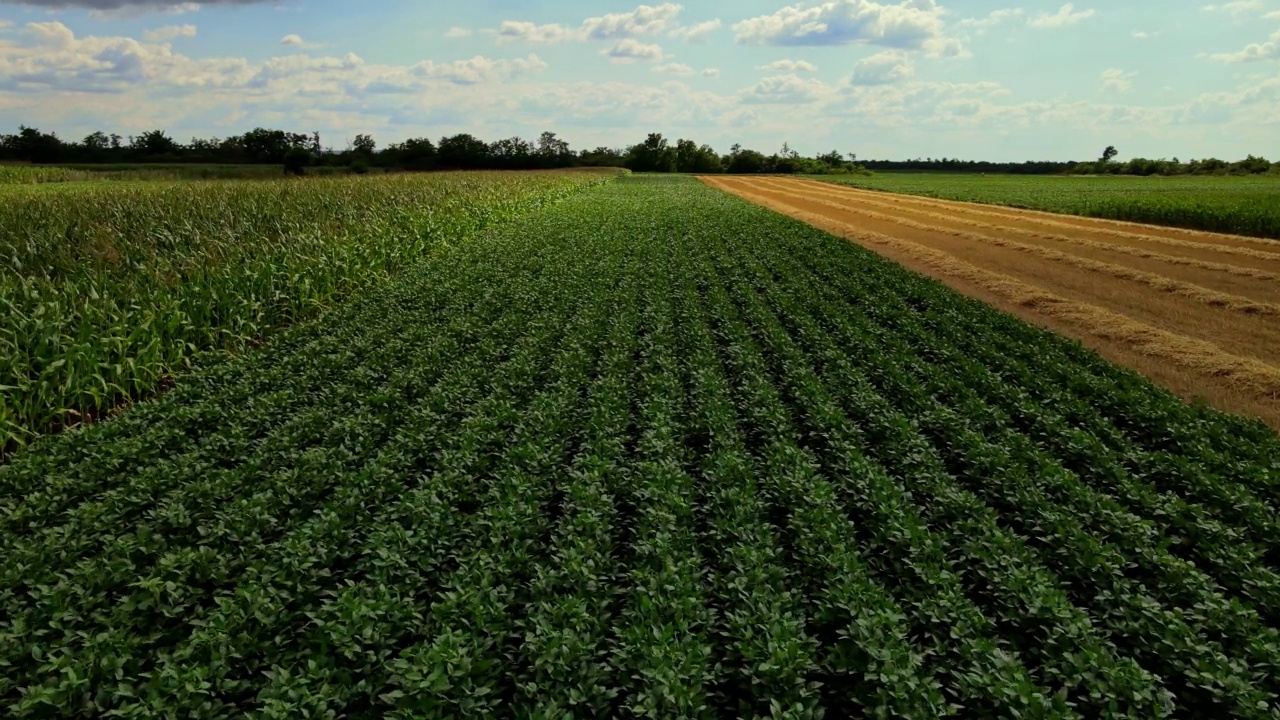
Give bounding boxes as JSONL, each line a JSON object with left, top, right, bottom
{"left": 0, "top": 169, "right": 617, "bottom": 452}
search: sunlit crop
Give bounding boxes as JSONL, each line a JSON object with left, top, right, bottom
{"left": 0, "top": 169, "right": 615, "bottom": 452}
{"left": 2, "top": 176, "right": 1278, "bottom": 717}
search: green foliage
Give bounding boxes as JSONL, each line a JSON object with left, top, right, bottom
{"left": 2, "top": 176, "right": 1279, "bottom": 718}
{"left": 812, "top": 172, "right": 1280, "bottom": 239}
{"left": 0, "top": 169, "right": 618, "bottom": 453}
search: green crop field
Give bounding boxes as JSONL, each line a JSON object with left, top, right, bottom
{"left": 809, "top": 172, "right": 1280, "bottom": 240}
{"left": 0, "top": 169, "right": 615, "bottom": 453}
{"left": 3, "top": 175, "right": 1279, "bottom": 718}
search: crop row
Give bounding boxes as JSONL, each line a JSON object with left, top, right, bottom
{"left": 0, "top": 169, "right": 616, "bottom": 454}
{"left": 2, "top": 175, "right": 1278, "bottom": 717}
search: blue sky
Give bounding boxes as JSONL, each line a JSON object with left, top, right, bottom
{"left": 0, "top": 0, "right": 1276, "bottom": 160}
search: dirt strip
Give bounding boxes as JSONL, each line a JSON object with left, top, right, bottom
{"left": 703, "top": 175, "right": 1280, "bottom": 430}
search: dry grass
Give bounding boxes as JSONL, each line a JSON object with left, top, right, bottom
{"left": 782, "top": 177, "right": 1280, "bottom": 269}
{"left": 705, "top": 175, "right": 1280, "bottom": 428}
{"left": 789, "top": 176, "right": 1280, "bottom": 251}
{"left": 733, "top": 178, "right": 1280, "bottom": 316}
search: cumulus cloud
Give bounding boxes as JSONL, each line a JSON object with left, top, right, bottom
{"left": 1100, "top": 68, "right": 1137, "bottom": 92}
{"left": 1208, "top": 28, "right": 1280, "bottom": 62}
{"left": 1028, "top": 3, "right": 1096, "bottom": 29}
{"left": 600, "top": 38, "right": 664, "bottom": 62}
{"left": 497, "top": 3, "right": 688, "bottom": 44}
{"left": 445, "top": 27, "right": 473, "bottom": 39}
{"left": 496, "top": 21, "right": 580, "bottom": 45}
{"left": 757, "top": 59, "right": 818, "bottom": 72}
{"left": 669, "top": 18, "right": 721, "bottom": 43}
{"left": 743, "top": 74, "right": 830, "bottom": 104}
{"left": 279, "top": 34, "right": 321, "bottom": 49}
{"left": 850, "top": 50, "right": 914, "bottom": 84}
{"left": 1202, "top": 1, "right": 1265, "bottom": 16}
{"left": 142, "top": 23, "right": 195, "bottom": 41}
{"left": 652, "top": 62, "right": 693, "bottom": 76}
{"left": 733, "top": 0, "right": 960, "bottom": 55}
{"left": 0, "top": 19, "right": 547, "bottom": 99}
{"left": 702, "top": 67, "right": 720, "bottom": 76}
{"left": 582, "top": 3, "right": 683, "bottom": 39}
{"left": 959, "top": 8, "right": 1024, "bottom": 31}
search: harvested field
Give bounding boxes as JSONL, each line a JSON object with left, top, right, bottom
{"left": 704, "top": 175, "right": 1280, "bottom": 430}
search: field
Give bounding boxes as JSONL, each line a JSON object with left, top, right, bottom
{"left": 811, "top": 172, "right": 1280, "bottom": 239}
{"left": 3, "top": 175, "right": 1280, "bottom": 718}
{"left": 0, "top": 164, "right": 311, "bottom": 184}
{"left": 0, "top": 169, "right": 615, "bottom": 453}
{"left": 710, "top": 176, "right": 1280, "bottom": 430}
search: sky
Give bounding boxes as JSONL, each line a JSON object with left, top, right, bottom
{"left": 0, "top": 0, "right": 1276, "bottom": 161}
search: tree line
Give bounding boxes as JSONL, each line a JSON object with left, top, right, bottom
{"left": 862, "top": 146, "right": 1279, "bottom": 177}
{"left": 0, "top": 126, "right": 867, "bottom": 176}
{"left": 2, "top": 126, "right": 1276, "bottom": 177}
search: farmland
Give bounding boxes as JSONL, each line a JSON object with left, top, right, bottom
{"left": 0, "top": 169, "right": 615, "bottom": 453}
{"left": 812, "top": 172, "right": 1280, "bottom": 240}
{"left": 710, "top": 176, "right": 1280, "bottom": 430}
{"left": 3, "top": 175, "right": 1280, "bottom": 717}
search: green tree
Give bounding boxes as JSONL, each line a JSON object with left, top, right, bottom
{"left": 1100, "top": 145, "right": 1118, "bottom": 163}
{"left": 352, "top": 133, "right": 377, "bottom": 157}
{"left": 625, "top": 133, "right": 676, "bottom": 173}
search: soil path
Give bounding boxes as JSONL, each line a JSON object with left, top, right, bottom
{"left": 703, "top": 175, "right": 1280, "bottom": 430}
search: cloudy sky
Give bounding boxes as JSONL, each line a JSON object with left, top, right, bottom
{"left": 0, "top": 0, "right": 1276, "bottom": 160}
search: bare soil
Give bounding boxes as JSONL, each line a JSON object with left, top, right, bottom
{"left": 704, "top": 175, "right": 1280, "bottom": 430}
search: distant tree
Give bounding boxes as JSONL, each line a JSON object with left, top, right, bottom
{"left": 82, "top": 131, "right": 110, "bottom": 151}
{"left": 625, "top": 133, "right": 676, "bottom": 173}
{"left": 283, "top": 146, "right": 312, "bottom": 175}
{"left": 385, "top": 137, "right": 438, "bottom": 170}
{"left": 727, "top": 148, "right": 768, "bottom": 174}
{"left": 352, "top": 133, "right": 377, "bottom": 157}
{"left": 1100, "top": 145, "right": 1118, "bottom": 163}
{"left": 130, "top": 129, "right": 179, "bottom": 157}
{"left": 488, "top": 137, "right": 532, "bottom": 169}
{"left": 579, "top": 146, "right": 626, "bottom": 167}
{"left": 535, "top": 131, "right": 572, "bottom": 168}
{"left": 437, "top": 133, "right": 491, "bottom": 169}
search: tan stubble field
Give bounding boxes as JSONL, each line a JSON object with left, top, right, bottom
{"left": 704, "top": 175, "right": 1280, "bottom": 430}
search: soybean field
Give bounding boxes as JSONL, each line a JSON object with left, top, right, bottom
{"left": 3, "top": 175, "right": 1280, "bottom": 718}
{"left": 811, "top": 172, "right": 1280, "bottom": 240}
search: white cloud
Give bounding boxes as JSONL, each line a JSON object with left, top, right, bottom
{"left": 279, "top": 34, "right": 322, "bottom": 49}
{"left": 670, "top": 18, "right": 721, "bottom": 43}
{"left": 702, "top": 67, "right": 720, "bottom": 77}
{"left": 757, "top": 59, "right": 818, "bottom": 72}
{"left": 732, "top": 0, "right": 959, "bottom": 55}
{"left": 413, "top": 54, "right": 548, "bottom": 85}
{"left": 496, "top": 20, "right": 580, "bottom": 44}
{"left": 445, "top": 27, "right": 473, "bottom": 39}
{"left": 142, "top": 23, "right": 195, "bottom": 42}
{"left": 1131, "top": 30, "right": 1150, "bottom": 39}
{"left": 1028, "top": 3, "right": 1096, "bottom": 28}
{"left": 582, "top": 3, "right": 683, "bottom": 39}
{"left": 1101, "top": 68, "right": 1137, "bottom": 92}
{"left": 653, "top": 62, "right": 694, "bottom": 75}
{"left": 850, "top": 49, "right": 914, "bottom": 84}
{"left": 600, "top": 38, "right": 664, "bottom": 63}
{"left": 496, "top": 3, "right": 688, "bottom": 44}
{"left": 743, "top": 74, "right": 831, "bottom": 104}
{"left": 1203, "top": 1, "right": 1265, "bottom": 16}
{"left": 959, "top": 8, "right": 1025, "bottom": 31}
{"left": 1266, "top": 10, "right": 1280, "bottom": 19}
{"left": 1208, "top": 28, "right": 1280, "bottom": 62}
